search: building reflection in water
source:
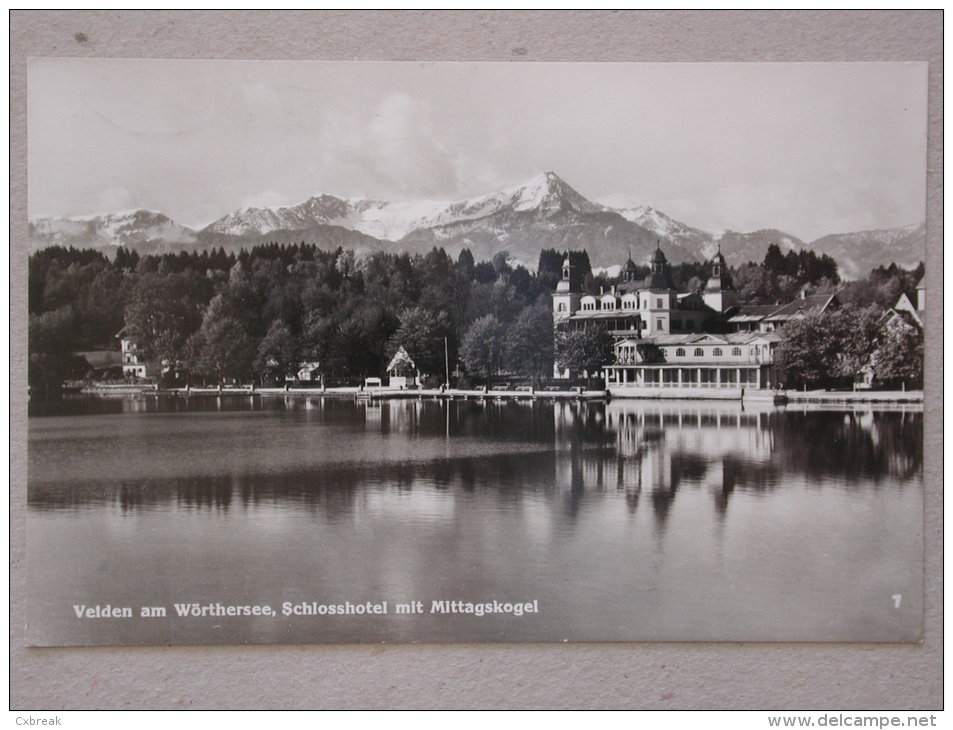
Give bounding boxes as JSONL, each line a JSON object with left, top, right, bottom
{"left": 30, "top": 397, "right": 922, "bottom": 539}
{"left": 552, "top": 398, "right": 920, "bottom": 529}
{"left": 553, "top": 401, "right": 772, "bottom": 526}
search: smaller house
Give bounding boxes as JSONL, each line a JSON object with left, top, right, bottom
{"left": 294, "top": 361, "right": 322, "bottom": 382}
{"left": 386, "top": 346, "right": 419, "bottom": 388}
{"left": 76, "top": 349, "right": 123, "bottom": 370}
{"left": 893, "top": 278, "right": 924, "bottom": 327}
{"left": 75, "top": 349, "right": 124, "bottom": 381}
{"left": 727, "top": 293, "right": 839, "bottom": 333}
{"left": 115, "top": 326, "right": 151, "bottom": 379}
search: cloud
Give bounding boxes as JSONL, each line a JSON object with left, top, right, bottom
{"left": 317, "top": 92, "right": 461, "bottom": 199}
{"left": 96, "top": 187, "right": 135, "bottom": 213}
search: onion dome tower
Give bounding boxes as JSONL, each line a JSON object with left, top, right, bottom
{"left": 702, "top": 245, "right": 738, "bottom": 312}
{"left": 552, "top": 253, "right": 581, "bottom": 322}
{"left": 643, "top": 241, "right": 674, "bottom": 291}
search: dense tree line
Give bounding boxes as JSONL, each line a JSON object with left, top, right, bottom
{"left": 28, "top": 244, "right": 557, "bottom": 387}
{"left": 836, "top": 261, "right": 925, "bottom": 309}
{"left": 28, "top": 242, "right": 924, "bottom": 390}
{"left": 733, "top": 244, "right": 841, "bottom": 304}
{"left": 765, "top": 252, "right": 924, "bottom": 389}
{"left": 774, "top": 304, "right": 923, "bottom": 390}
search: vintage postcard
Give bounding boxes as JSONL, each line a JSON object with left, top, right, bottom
{"left": 26, "top": 59, "right": 926, "bottom": 646}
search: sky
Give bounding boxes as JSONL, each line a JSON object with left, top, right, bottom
{"left": 28, "top": 59, "right": 927, "bottom": 241}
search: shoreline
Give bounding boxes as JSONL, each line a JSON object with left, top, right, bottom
{"left": 72, "top": 383, "right": 924, "bottom": 406}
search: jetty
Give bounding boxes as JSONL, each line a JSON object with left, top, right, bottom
{"left": 79, "top": 383, "right": 607, "bottom": 402}
{"left": 353, "top": 387, "right": 607, "bottom": 402}
{"left": 781, "top": 389, "right": 923, "bottom": 405}
{"left": 77, "top": 382, "right": 922, "bottom": 406}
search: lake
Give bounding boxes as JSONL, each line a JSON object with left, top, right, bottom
{"left": 27, "top": 394, "right": 923, "bottom": 645}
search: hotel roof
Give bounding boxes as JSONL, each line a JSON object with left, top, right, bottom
{"left": 568, "top": 310, "right": 642, "bottom": 321}
{"left": 614, "top": 332, "right": 782, "bottom": 346}
{"left": 727, "top": 294, "right": 838, "bottom": 325}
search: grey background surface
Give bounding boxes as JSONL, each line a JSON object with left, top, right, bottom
{"left": 10, "top": 10, "right": 942, "bottom": 710}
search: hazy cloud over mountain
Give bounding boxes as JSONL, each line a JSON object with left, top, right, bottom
{"left": 307, "top": 91, "right": 461, "bottom": 202}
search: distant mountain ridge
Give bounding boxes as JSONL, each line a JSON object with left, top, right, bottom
{"left": 29, "top": 210, "right": 198, "bottom": 253}
{"left": 27, "top": 172, "right": 925, "bottom": 278}
{"left": 810, "top": 223, "right": 925, "bottom": 279}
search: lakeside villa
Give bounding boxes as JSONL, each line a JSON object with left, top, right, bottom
{"left": 551, "top": 244, "right": 886, "bottom": 397}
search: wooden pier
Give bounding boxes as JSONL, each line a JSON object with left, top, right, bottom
{"left": 356, "top": 387, "right": 607, "bottom": 402}
{"left": 82, "top": 383, "right": 609, "bottom": 402}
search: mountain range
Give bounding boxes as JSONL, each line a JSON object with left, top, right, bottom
{"left": 27, "top": 172, "right": 925, "bottom": 279}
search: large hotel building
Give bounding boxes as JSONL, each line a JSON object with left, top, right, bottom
{"left": 552, "top": 245, "right": 838, "bottom": 394}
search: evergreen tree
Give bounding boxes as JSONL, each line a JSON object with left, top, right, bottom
{"left": 536, "top": 249, "right": 564, "bottom": 290}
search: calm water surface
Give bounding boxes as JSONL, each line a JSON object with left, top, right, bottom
{"left": 27, "top": 395, "right": 923, "bottom": 645}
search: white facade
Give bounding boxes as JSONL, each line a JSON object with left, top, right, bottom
{"left": 552, "top": 246, "right": 762, "bottom": 386}
{"left": 606, "top": 333, "right": 780, "bottom": 389}
{"left": 119, "top": 336, "right": 150, "bottom": 379}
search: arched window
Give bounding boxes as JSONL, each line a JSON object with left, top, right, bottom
{"left": 675, "top": 348, "right": 685, "bottom": 357}
{"left": 713, "top": 347, "right": 723, "bottom": 357}
{"left": 694, "top": 348, "right": 703, "bottom": 357}
{"left": 732, "top": 347, "right": 742, "bottom": 356}
{"left": 557, "top": 302, "right": 566, "bottom": 312}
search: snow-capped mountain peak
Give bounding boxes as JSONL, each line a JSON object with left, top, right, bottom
{"left": 29, "top": 209, "right": 197, "bottom": 251}
{"left": 423, "top": 171, "right": 602, "bottom": 229}
{"left": 509, "top": 170, "right": 599, "bottom": 213}
{"left": 201, "top": 172, "right": 601, "bottom": 241}
{"left": 611, "top": 204, "right": 692, "bottom": 238}
{"left": 27, "top": 174, "right": 925, "bottom": 279}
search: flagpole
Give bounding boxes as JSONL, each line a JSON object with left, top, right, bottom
{"left": 444, "top": 337, "right": 450, "bottom": 388}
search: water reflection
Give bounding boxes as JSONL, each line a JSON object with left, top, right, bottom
{"left": 26, "top": 395, "right": 924, "bottom": 645}
{"left": 30, "top": 396, "right": 922, "bottom": 526}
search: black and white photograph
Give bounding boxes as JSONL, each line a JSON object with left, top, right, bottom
{"left": 25, "top": 58, "right": 927, "bottom": 648}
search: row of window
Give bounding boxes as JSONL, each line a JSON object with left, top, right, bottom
{"left": 580, "top": 296, "right": 669, "bottom": 312}
{"left": 615, "top": 346, "right": 752, "bottom": 358}
{"left": 669, "top": 347, "right": 743, "bottom": 357}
